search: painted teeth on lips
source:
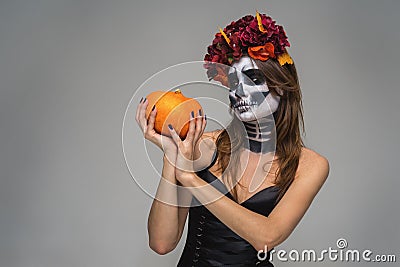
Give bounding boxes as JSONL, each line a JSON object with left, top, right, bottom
{"left": 238, "top": 105, "right": 250, "bottom": 113}
{"left": 233, "top": 100, "right": 257, "bottom": 109}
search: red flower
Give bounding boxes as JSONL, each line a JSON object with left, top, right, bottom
{"left": 204, "top": 12, "right": 292, "bottom": 83}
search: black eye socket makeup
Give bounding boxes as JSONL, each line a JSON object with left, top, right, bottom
{"left": 242, "top": 69, "right": 266, "bottom": 85}
{"left": 227, "top": 68, "right": 267, "bottom": 91}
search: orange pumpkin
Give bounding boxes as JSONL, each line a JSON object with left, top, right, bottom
{"left": 145, "top": 89, "right": 203, "bottom": 139}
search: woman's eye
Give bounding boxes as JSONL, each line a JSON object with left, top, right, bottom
{"left": 243, "top": 69, "right": 266, "bottom": 86}
{"left": 251, "top": 75, "right": 265, "bottom": 85}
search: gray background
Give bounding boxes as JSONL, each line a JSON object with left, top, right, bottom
{"left": 1, "top": 0, "right": 399, "bottom": 266}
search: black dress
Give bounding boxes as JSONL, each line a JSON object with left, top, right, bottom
{"left": 177, "top": 154, "right": 279, "bottom": 267}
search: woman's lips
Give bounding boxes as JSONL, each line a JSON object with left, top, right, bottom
{"left": 233, "top": 100, "right": 257, "bottom": 108}
{"left": 234, "top": 100, "right": 258, "bottom": 113}
{"left": 237, "top": 105, "right": 250, "bottom": 112}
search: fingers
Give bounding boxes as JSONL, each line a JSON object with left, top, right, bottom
{"left": 194, "top": 110, "right": 202, "bottom": 138}
{"left": 168, "top": 124, "right": 182, "bottom": 146}
{"left": 168, "top": 109, "right": 207, "bottom": 146}
{"left": 202, "top": 113, "right": 207, "bottom": 133}
{"left": 147, "top": 105, "right": 157, "bottom": 132}
{"left": 135, "top": 97, "right": 149, "bottom": 133}
{"left": 184, "top": 111, "right": 195, "bottom": 142}
{"left": 135, "top": 97, "right": 143, "bottom": 123}
{"left": 194, "top": 109, "right": 206, "bottom": 141}
{"left": 139, "top": 98, "right": 149, "bottom": 127}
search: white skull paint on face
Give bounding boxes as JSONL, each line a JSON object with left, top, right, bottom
{"left": 228, "top": 56, "right": 280, "bottom": 122}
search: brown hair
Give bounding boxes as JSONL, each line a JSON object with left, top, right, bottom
{"left": 215, "top": 57, "right": 305, "bottom": 203}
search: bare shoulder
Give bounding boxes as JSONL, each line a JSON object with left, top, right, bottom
{"left": 297, "top": 147, "right": 330, "bottom": 183}
{"left": 266, "top": 148, "right": 330, "bottom": 247}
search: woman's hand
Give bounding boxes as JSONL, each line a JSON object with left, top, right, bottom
{"left": 168, "top": 110, "right": 206, "bottom": 185}
{"left": 135, "top": 97, "right": 177, "bottom": 163}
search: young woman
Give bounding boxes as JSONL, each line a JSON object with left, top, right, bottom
{"left": 136, "top": 12, "right": 329, "bottom": 267}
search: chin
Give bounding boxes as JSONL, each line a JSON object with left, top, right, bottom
{"left": 234, "top": 110, "right": 256, "bottom": 122}
{"left": 234, "top": 109, "right": 275, "bottom": 122}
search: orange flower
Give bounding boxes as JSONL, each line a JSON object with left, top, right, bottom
{"left": 256, "top": 11, "right": 268, "bottom": 33}
{"left": 277, "top": 52, "right": 293, "bottom": 66}
{"left": 248, "top": 43, "right": 275, "bottom": 61}
{"left": 219, "top": 28, "right": 231, "bottom": 45}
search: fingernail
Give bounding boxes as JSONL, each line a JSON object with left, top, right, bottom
{"left": 205, "top": 114, "right": 207, "bottom": 120}
{"left": 168, "top": 124, "right": 173, "bottom": 130}
{"left": 152, "top": 105, "right": 156, "bottom": 111}
{"left": 199, "top": 109, "right": 202, "bottom": 116}
{"left": 139, "top": 97, "right": 143, "bottom": 103}
{"left": 143, "top": 97, "right": 147, "bottom": 102}
{"left": 191, "top": 111, "right": 194, "bottom": 118}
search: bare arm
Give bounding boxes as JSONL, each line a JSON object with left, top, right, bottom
{"left": 147, "top": 128, "right": 218, "bottom": 254}
{"left": 147, "top": 155, "right": 192, "bottom": 254}
{"left": 136, "top": 98, "right": 192, "bottom": 254}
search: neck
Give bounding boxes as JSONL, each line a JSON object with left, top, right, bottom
{"left": 242, "top": 115, "right": 275, "bottom": 154}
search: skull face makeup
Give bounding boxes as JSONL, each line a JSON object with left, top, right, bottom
{"left": 227, "top": 56, "right": 280, "bottom": 153}
{"left": 228, "top": 56, "right": 280, "bottom": 122}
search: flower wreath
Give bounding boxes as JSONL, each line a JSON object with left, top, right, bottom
{"left": 204, "top": 11, "right": 293, "bottom": 86}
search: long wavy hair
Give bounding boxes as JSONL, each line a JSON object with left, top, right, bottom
{"left": 214, "top": 57, "right": 305, "bottom": 203}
